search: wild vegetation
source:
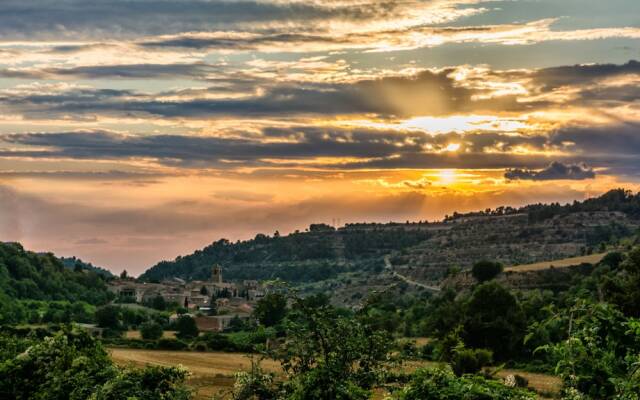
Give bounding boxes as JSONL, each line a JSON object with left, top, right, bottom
{"left": 2, "top": 191, "right": 640, "bottom": 398}
{"left": 140, "top": 189, "right": 640, "bottom": 301}
{"left": 0, "top": 242, "right": 114, "bottom": 325}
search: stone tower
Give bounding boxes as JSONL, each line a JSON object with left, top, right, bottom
{"left": 212, "top": 264, "right": 222, "bottom": 284}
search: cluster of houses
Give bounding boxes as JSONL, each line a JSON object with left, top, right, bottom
{"left": 108, "top": 265, "right": 267, "bottom": 332}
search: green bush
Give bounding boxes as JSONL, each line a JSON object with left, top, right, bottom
{"left": 89, "top": 365, "right": 191, "bottom": 400}
{"left": 140, "top": 321, "right": 163, "bottom": 340}
{"left": 471, "top": 260, "right": 504, "bottom": 283}
{"left": 175, "top": 315, "right": 199, "bottom": 340}
{"left": 397, "top": 367, "right": 536, "bottom": 400}
{"left": 450, "top": 347, "right": 493, "bottom": 376}
{"left": 192, "top": 342, "right": 208, "bottom": 352}
{"left": 157, "top": 338, "right": 189, "bottom": 351}
{"left": 0, "top": 329, "right": 190, "bottom": 400}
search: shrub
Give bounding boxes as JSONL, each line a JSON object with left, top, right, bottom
{"left": 175, "top": 315, "right": 199, "bottom": 340}
{"left": 200, "top": 332, "right": 233, "bottom": 351}
{"left": 157, "top": 338, "right": 189, "bottom": 351}
{"left": 140, "top": 321, "right": 163, "bottom": 341}
{"left": 95, "top": 305, "right": 122, "bottom": 329}
{"left": 0, "top": 329, "right": 191, "bottom": 400}
{"left": 397, "top": 367, "right": 536, "bottom": 400}
{"left": 450, "top": 347, "right": 493, "bottom": 376}
{"left": 89, "top": 365, "right": 191, "bottom": 400}
{"left": 472, "top": 261, "right": 504, "bottom": 283}
{"left": 192, "top": 342, "right": 208, "bottom": 352}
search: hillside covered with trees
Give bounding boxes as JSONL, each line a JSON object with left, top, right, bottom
{"left": 444, "top": 188, "right": 640, "bottom": 223}
{"left": 0, "top": 242, "right": 114, "bottom": 324}
{"left": 60, "top": 256, "right": 114, "bottom": 278}
{"left": 140, "top": 190, "right": 640, "bottom": 290}
{"left": 139, "top": 226, "right": 431, "bottom": 283}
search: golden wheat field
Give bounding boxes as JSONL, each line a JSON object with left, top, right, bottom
{"left": 110, "top": 348, "right": 280, "bottom": 399}
{"left": 125, "top": 330, "right": 178, "bottom": 339}
{"left": 505, "top": 253, "right": 606, "bottom": 272}
{"left": 109, "top": 348, "right": 561, "bottom": 399}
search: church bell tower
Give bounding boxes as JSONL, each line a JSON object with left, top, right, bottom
{"left": 212, "top": 264, "right": 222, "bottom": 284}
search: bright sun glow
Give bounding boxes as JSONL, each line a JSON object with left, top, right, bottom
{"left": 400, "top": 115, "right": 530, "bottom": 134}
{"left": 445, "top": 143, "right": 461, "bottom": 152}
{"left": 438, "top": 169, "right": 457, "bottom": 184}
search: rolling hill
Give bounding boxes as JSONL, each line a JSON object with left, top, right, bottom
{"left": 140, "top": 189, "right": 640, "bottom": 296}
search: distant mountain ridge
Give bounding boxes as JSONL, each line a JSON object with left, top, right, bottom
{"left": 139, "top": 189, "right": 640, "bottom": 287}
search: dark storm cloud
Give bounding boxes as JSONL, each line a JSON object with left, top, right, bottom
{"left": 0, "top": 0, "right": 402, "bottom": 40}
{"left": 505, "top": 161, "right": 596, "bottom": 181}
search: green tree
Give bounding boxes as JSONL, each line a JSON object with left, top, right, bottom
{"left": 90, "top": 365, "right": 191, "bottom": 400}
{"left": 271, "top": 296, "right": 393, "bottom": 400}
{"left": 0, "top": 329, "right": 191, "bottom": 400}
{"left": 175, "top": 315, "right": 199, "bottom": 339}
{"left": 601, "top": 247, "right": 640, "bottom": 317}
{"left": 463, "top": 282, "right": 526, "bottom": 360}
{"left": 450, "top": 347, "right": 493, "bottom": 376}
{"left": 95, "top": 305, "right": 121, "bottom": 330}
{"left": 253, "top": 293, "right": 288, "bottom": 327}
{"left": 471, "top": 260, "right": 504, "bottom": 283}
{"left": 151, "top": 295, "right": 167, "bottom": 311}
{"left": 140, "top": 321, "right": 164, "bottom": 340}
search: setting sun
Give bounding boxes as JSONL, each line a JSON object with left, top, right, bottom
{"left": 438, "top": 169, "right": 457, "bottom": 185}
{"left": 445, "top": 143, "right": 461, "bottom": 152}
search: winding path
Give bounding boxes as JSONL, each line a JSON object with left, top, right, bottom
{"left": 384, "top": 255, "right": 441, "bottom": 293}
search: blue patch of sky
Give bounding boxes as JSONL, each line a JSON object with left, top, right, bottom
{"left": 451, "top": 0, "right": 640, "bottom": 29}
{"left": 329, "top": 39, "right": 640, "bottom": 70}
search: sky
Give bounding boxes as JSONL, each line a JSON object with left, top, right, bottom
{"left": 0, "top": 0, "right": 639, "bottom": 275}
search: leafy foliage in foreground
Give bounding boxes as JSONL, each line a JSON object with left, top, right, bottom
{"left": 533, "top": 301, "right": 640, "bottom": 399}
{"left": 230, "top": 293, "right": 535, "bottom": 400}
{"left": 0, "top": 328, "right": 190, "bottom": 400}
{"left": 229, "top": 293, "right": 396, "bottom": 400}
{"left": 274, "top": 295, "right": 393, "bottom": 400}
{"left": 397, "top": 367, "right": 536, "bottom": 400}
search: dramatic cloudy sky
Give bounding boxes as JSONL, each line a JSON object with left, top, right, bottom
{"left": 0, "top": 0, "right": 639, "bottom": 274}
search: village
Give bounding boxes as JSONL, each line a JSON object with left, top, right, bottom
{"left": 107, "top": 265, "right": 267, "bottom": 332}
